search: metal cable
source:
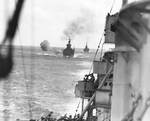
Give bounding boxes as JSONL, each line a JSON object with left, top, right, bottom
{"left": 15, "top": 0, "right": 34, "bottom": 119}
{"left": 88, "top": 0, "right": 116, "bottom": 74}
{"left": 109, "top": 0, "right": 116, "bottom": 14}
{"left": 28, "top": 0, "right": 36, "bottom": 119}
{"left": 88, "top": 31, "right": 104, "bottom": 75}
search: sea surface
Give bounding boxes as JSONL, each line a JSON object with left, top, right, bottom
{"left": 0, "top": 46, "right": 96, "bottom": 121}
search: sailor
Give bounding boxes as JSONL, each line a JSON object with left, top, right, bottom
{"left": 41, "top": 116, "right": 45, "bottom": 121}
{"left": 68, "top": 115, "right": 73, "bottom": 121}
{"left": 83, "top": 75, "right": 89, "bottom": 82}
{"left": 89, "top": 73, "right": 95, "bottom": 82}
{"left": 77, "top": 114, "right": 80, "bottom": 119}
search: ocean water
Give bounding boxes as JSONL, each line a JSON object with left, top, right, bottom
{"left": 0, "top": 46, "right": 95, "bottom": 121}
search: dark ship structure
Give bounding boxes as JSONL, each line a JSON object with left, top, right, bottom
{"left": 63, "top": 38, "right": 75, "bottom": 58}
{"left": 83, "top": 42, "right": 89, "bottom": 53}
{"left": 40, "top": 40, "right": 50, "bottom": 51}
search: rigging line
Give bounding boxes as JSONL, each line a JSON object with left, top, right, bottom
{"left": 17, "top": 25, "right": 33, "bottom": 120}
{"left": 15, "top": 0, "right": 34, "bottom": 119}
{"left": 30, "top": 0, "right": 35, "bottom": 81}
{"left": 109, "top": 0, "right": 116, "bottom": 14}
{"left": 99, "top": 40, "right": 105, "bottom": 60}
{"left": 98, "top": 0, "right": 115, "bottom": 60}
{"left": 94, "top": 0, "right": 116, "bottom": 59}
{"left": 88, "top": 0, "right": 116, "bottom": 74}
{"left": 28, "top": 0, "right": 36, "bottom": 119}
{"left": 15, "top": 3, "right": 33, "bottom": 121}
{"left": 98, "top": 0, "right": 116, "bottom": 59}
{"left": 15, "top": 6, "right": 27, "bottom": 82}
{"left": 88, "top": 31, "right": 104, "bottom": 74}
{"left": 13, "top": 1, "right": 33, "bottom": 120}
{"left": 30, "top": 0, "right": 36, "bottom": 82}
{"left": 18, "top": 30, "right": 33, "bottom": 120}
{"left": 93, "top": 31, "right": 105, "bottom": 60}
{"left": 17, "top": 27, "right": 28, "bottom": 80}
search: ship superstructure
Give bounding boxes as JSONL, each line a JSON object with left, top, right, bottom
{"left": 63, "top": 38, "right": 75, "bottom": 58}
{"left": 83, "top": 42, "right": 89, "bottom": 53}
{"left": 74, "top": 1, "right": 150, "bottom": 121}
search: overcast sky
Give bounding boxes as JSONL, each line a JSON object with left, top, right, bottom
{"left": 0, "top": 0, "right": 136, "bottom": 49}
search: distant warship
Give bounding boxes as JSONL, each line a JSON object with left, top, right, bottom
{"left": 83, "top": 42, "right": 89, "bottom": 53}
{"left": 40, "top": 40, "right": 50, "bottom": 51}
{"left": 63, "top": 38, "right": 75, "bottom": 57}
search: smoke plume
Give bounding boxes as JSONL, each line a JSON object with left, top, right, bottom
{"left": 63, "top": 8, "right": 96, "bottom": 40}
